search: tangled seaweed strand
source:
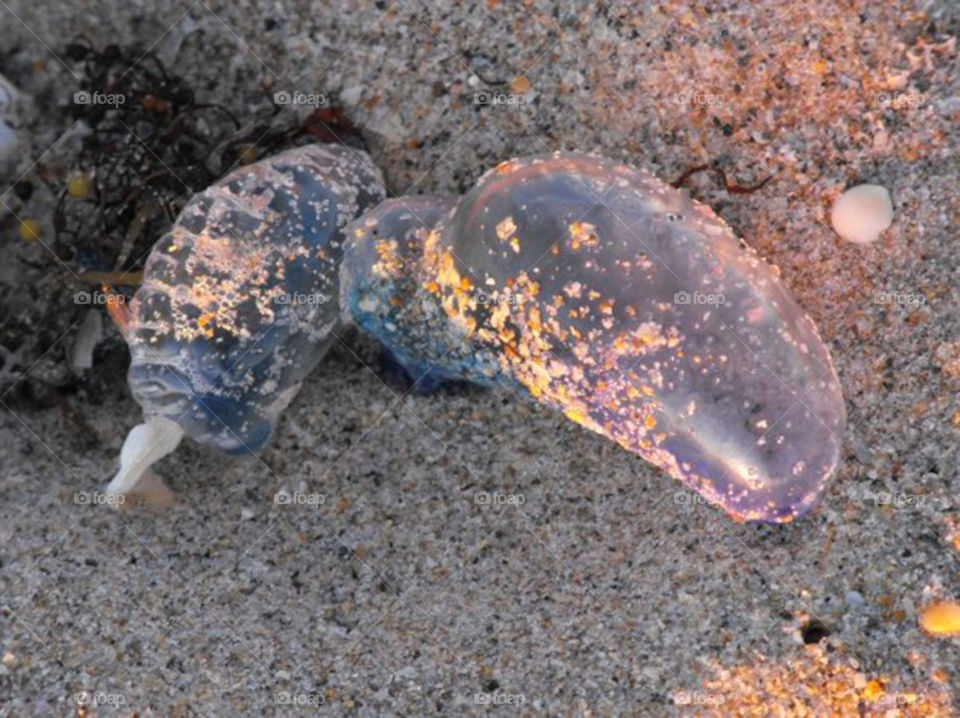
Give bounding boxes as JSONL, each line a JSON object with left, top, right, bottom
{"left": 0, "top": 39, "right": 360, "bottom": 406}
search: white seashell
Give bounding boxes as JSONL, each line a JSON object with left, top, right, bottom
{"left": 106, "top": 417, "right": 184, "bottom": 497}
{"left": 830, "top": 184, "right": 894, "bottom": 245}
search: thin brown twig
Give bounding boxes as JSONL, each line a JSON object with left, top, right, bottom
{"left": 672, "top": 163, "right": 773, "bottom": 194}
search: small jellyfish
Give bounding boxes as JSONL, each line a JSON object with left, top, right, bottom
{"left": 343, "top": 153, "right": 846, "bottom": 522}
{"left": 108, "top": 144, "right": 385, "bottom": 495}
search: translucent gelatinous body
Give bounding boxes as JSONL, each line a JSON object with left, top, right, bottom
{"left": 343, "top": 153, "right": 846, "bottom": 522}
{"left": 126, "top": 144, "right": 385, "bottom": 453}
{"left": 341, "top": 195, "right": 461, "bottom": 385}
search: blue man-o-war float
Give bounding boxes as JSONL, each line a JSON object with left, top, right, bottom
{"left": 108, "top": 147, "right": 846, "bottom": 523}
{"left": 106, "top": 144, "right": 385, "bottom": 493}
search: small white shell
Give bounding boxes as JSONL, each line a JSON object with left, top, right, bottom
{"left": 72, "top": 309, "right": 103, "bottom": 370}
{"left": 106, "top": 417, "right": 184, "bottom": 497}
{"left": 830, "top": 184, "right": 893, "bottom": 245}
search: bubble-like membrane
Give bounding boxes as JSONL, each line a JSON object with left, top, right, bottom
{"left": 343, "top": 153, "right": 846, "bottom": 522}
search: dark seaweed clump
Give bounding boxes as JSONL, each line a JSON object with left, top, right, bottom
{"left": 0, "top": 40, "right": 362, "bottom": 412}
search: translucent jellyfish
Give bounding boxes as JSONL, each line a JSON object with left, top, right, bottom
{"left": 108, "top": 144, "right": 385, "bottom": 495}
{"left": 343, "top": 153, "right": 846, "bottom": 522}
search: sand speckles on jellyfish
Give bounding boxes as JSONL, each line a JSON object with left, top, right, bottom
{"left": 341, "top": 153, "right": 846, "bottom": 523}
